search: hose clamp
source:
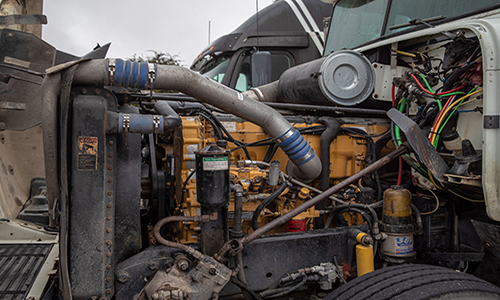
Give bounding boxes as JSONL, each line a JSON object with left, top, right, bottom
{"left": 147, "top": 63, "right": 156, "bottom": 90}
{"left": 275, "top": 127, "right": 296, "bottom": 143}
{"left": 108, "top": 59, "right": 116, "bottom": 88}
{"left": 152, "top": 115, "right": 162, "bottom": 133}
{"left": 293, "top": 148, "right": 315, "bottom": 165}
{"left": 122, "top": 114, "right": 130, "bottom": 132}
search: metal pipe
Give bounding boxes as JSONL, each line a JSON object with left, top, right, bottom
{"left": 41, "top": 73, "right": 61, "bottom": 228}
{"left": 243, "top": 80, "right": 281, "bottom": 102}
{"left": 71, "top": 59, "right": 322, "bottom": 182}
{"left": 153, "top": 214, "right": 218, "bottom": 260}
{"left": 241, "top": 145, "right": 408, "bottom": 246}
{"left": 263, "top": 102, "right": 387, "bottom": 115}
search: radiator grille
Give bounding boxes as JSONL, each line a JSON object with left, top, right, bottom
{"left": 0, "top": 244, "right": 52, "bottom": 300}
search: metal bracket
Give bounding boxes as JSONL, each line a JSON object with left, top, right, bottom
{"left": 484, "top": 115, "right": 499, "bottom": 129}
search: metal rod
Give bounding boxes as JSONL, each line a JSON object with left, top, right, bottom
{"left": 241, "top": 145, "right": 408, "bottom": 246}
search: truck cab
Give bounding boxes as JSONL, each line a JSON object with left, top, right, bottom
{"left": 190, "top": 0, "right": 332, "bottom": 91}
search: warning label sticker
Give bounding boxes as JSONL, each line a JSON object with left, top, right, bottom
{"left": 77, "top": 136, "right": 98, "bottom": 170}
{"left": 203, "top": 157, "right": 229, "bottom": 171}
{"left": 221, "top": 121, "right": 237, "bottom": 133}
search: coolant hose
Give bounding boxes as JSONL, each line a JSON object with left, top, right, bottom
{"left": 154, "top": 101, "right": 182, "bottom": 129}
{"left": 319, "top": 117, "right": 341, "bottom": 190}
{"left": 317, "top": 117, "right": 341, "bottom": 228}
{"left": 70, "top": 59, "right": 321, "bottom": 182}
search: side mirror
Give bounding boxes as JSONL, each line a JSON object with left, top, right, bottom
{"left": 251, "top": 51, "right": 271, "bottom": 87}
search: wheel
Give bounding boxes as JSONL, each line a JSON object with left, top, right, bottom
{"left": 324, "top": 264, "right": 500, "bottom": 300}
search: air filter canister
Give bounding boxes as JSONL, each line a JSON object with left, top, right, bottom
{"left": 278, "top": 50, "right": 375, "bottom": 106}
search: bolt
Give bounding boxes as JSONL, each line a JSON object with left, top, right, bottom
{"left": 108, "top": 140, "right": 114, "bottom": 146}
{"left": 116, "top": 271, "right": 130, "bottom": 283}
{"left": 177, "top": 260, "right": 189, "bottom": 271}
{"left": 106, "top": 265, "right": 112, "bottom": 270}
{"left": 108, "top": 153, "right": 114, "bottom": 158}
{"left": 105, "top": 289, "right": 111, "bottom": 295}
{"left": 107, "top": 190, "right": 113, "bottom": 196}
{"left": 107, "top": 178, "right": 113, "bottom": 184}
{"left": 107, "top": 165, "right": 113, "bottom": 171}
{"left": 80, "top": 88, "right": 87, "bottom": 94}
{"left": 106, "top": 228, "right": 112, "bottom": 233}
{"left": 106, "top": 216, "right": 112, "bottom": 221}
{"left": 94, "top": 88, "right": 101, "bottom": 95}
{"left": 109, "top": 102, "right": 114, "bottom": 107}
{"left": 107, "top": 203, "right": 112, "bottom": 208}
{"left": 485, "top": 241, "right": 493, "bottom": 249}
{"left": 101, "top": 297, "right": 106, "bottom": 300}
{"left": 106, "top": 252, "right": 112, "bottom": 258}
{"left": 105, "top": 277, "right": 111, "bottom": 282}
{"left": 106, "top": 240, "right": 112, "bottom": 246}
{"left": 105, "top": 93, "right": 110, "bottom": 98}
{"left": 148, "top": 260, "right": 158, "bottom": 270}
{"left": 209, "top": 268, "right": 217, "bottom": 275}
{"left": 7, "top": 33, "right": 13, "bottom": 37}
{"left": 373, "top": 94, "right": 379, "bottom": 99}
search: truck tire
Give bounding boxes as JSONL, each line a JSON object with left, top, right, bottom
{"left": 324, "top": 264, "right": 500, "bottom": 300}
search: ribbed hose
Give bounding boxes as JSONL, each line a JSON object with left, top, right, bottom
{"left": 70, "top": 59, "right": 321, "bottom": 182}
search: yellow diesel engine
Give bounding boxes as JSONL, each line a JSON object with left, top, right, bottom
{"left": 165, "top": 116, "right": 390, "bottom": 244}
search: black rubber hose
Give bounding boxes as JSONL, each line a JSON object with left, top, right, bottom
{"left": 317, "top": 117, "right": 341, "bottom": 228}
{"left": 319, "top": 117, "right": 341, "bottom": 190}
{"left": 251, "top": 182, "right": 288, "bottom": 230}
{"left": 154, "top": 101, "right": 182, "bottom": 129}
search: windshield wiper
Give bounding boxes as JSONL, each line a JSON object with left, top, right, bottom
{"left": 389, "top": 15, "right": 457, "bottom": 40}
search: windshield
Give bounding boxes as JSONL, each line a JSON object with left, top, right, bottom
{"left": 325, "top": 0, "right": 500, "bottom": 53}
{"left": 192, "top": 54, "right": 232, "bottom": 84}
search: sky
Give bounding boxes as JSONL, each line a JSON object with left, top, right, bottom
{"left": 42, "top": 0, "right": 275, "bottom": 67}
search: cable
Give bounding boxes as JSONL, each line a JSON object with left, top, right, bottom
{"left": 180, "top": 170, "right": 196, "bottom": 205}
{"left": 251, "top": 181, "right": 288, "bottom": 230}
{"left": 420, "top": 188, "right": 440, "bottom": 215}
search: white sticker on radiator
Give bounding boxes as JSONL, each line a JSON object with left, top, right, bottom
{"left": 203, "top": 157, "right": 229, "bottom": 171}
{"left": 221, "top": 122, "right": 237, "bottom": 133}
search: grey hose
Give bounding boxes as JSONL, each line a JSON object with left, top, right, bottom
{"left": 70, "top": 59, "right": 321, "bottom": 182}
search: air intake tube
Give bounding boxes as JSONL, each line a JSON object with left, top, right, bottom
{"left": 46, "top": 59, "right": 321, "bottom": 182}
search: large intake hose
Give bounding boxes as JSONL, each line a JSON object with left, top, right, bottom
{"left": 245, "top": 50, "right": 376, "bottom": 107}
{"left": 46, "top": 59, "right": 321, "bottom": 182}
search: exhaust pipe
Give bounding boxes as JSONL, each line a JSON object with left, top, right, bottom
{"left": 45, "top": 59, "right": 321, "bottom": 183}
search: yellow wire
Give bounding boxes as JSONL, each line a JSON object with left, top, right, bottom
{"left": 428, "top": 172, "right": 442, "bottom": 190}
{"left": 430, "top": 89, "right": 483, "bottom": 145}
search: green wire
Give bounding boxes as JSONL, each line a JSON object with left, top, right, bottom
{"left": 394, "top": 97, "right": 407, "bottom": 146}
{"left": 432, "top": 86, "right": 479, "bottom": 147}
{"left": 419, "top": 73, "right": 435, "bottom": 94}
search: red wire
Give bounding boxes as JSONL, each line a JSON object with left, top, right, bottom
{"left": 429, "top": 95, "right": 454, "bottom": 141}
{"left": 397, "top": 156, "right": 402, "bottom": 185}
{"left": 436, "top": 83, "right": 466, "bottom": 95}
{"left": 410, "top": 73, "right": 466, "bottom": 96}
{"left": 391, "top": 84, "right": 396, "bottom": 107}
